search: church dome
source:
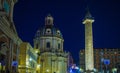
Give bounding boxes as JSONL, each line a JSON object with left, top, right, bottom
{"left": 35, "top": 26, "right": 63, "bottom": 38}
{"left": 35, "top": 14, "right": 63, "bottom": 39}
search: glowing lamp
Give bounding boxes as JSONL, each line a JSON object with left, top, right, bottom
{"left": 29, "top": 58, "right": 32, "bottom": 61}
{"left": 46, "top": 69, "right": 49, "bottom": 72}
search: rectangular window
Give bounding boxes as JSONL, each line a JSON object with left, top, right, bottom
{"left": 58, "top": 43, "right": 60, "bottom": 49}
{"left": 47, "top": 42, "right": 50, "bottom": 48}
{"left": 36, "top": 44, "right": 38, "bottom": 49}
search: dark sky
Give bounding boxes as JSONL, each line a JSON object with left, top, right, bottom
{"left": 13, "top": 0, "right": 120, "bottom": 64}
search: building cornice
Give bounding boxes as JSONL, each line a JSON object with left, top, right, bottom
{"left": 0, "top": 19, "right": 22, "bottom": 45}
{"left": 40, "top": 36, "right": 64, "bottom": 42}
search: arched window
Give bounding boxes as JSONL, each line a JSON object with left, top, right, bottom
{"left": 46, "top": 42, "right": 50, "bottom": 48}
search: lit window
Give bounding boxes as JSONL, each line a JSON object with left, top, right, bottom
{"left": 46, "top": 69, "right": 49, "bottom": 72}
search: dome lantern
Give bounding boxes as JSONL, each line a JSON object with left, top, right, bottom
{"left": 45, "top": 14, "right": 54, "bottom": 27}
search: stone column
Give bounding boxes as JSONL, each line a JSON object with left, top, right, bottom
{"left": 82, "top": 10, "right": 95, "bottom": 72}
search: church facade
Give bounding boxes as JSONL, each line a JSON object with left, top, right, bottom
{"left": 34, "top": 15, "right": 68, "bottom": 73}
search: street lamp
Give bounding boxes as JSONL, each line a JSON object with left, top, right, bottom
{"left": 29, "top": 58, "right": 32, "bottom": 61}
{"left": 46, "top": 69, "right": 49, "bottom": 73}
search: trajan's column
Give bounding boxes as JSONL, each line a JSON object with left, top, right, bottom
{"left": 82, "top": 9, "right": 94, "bottom": 72}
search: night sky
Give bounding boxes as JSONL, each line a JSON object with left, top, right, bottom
{"left": 13, "top": 0, "right": 120, "bottom": 64}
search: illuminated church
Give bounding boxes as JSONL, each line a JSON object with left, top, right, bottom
{"left": 34, "top": 14, "right": 68, "bottom": 73}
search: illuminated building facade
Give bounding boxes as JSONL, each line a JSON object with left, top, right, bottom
{"left": 0, "top": 0, "right": 22, "bottom": 73}
{"left": 34, "top": 14, "right": 68, "bottom": 73}
{"left": 79, "top": 48, "right": 120, "bottom": 72}
{"left": 79, "top": 50, "right": 85, "bottom": 72}
{"left": 82, "top": 9, "right": 94, "bottom": 72}
{"left": 18, "top": 42, "right": 38, "bottom": 73}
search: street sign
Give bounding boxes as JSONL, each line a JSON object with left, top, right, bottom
{"left": 12, "top": 61, "right": 18, "bottom": 67}
{"left": 103, "top": 59, "right": 110, "bottom": 65}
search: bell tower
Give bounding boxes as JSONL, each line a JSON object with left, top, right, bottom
{"left": 83, "top": 9, "right": 94, "bottom": 72}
